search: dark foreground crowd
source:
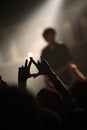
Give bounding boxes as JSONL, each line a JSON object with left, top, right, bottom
{"left": 0, "top": 57, "right": 87, "bottom": 130}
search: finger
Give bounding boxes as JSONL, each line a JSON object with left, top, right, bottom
{"left": 30, "top": 58, "right": 38, "bottom": 67}
{"left": 25, "top": 59, "right": 28, "bottom": 67}
{"left": 28, "top": 59, "right": 32, "bottom": 68}
{"left": 30, "top": 57, "right": 33, "bottom": 60}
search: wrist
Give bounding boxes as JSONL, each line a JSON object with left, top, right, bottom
{"left": 18, "top": 81, "right": 27, "bottom": 88}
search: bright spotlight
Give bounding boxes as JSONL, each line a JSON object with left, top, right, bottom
{"left": 27, "top": 52, "right": 33, "bottom": 60}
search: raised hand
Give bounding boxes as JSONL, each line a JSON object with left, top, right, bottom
{"left": 18, "top": 58, "right": 36, "bottom": 88}
{"left": 30, "top": 56, "right": 54, "bottom": 78}
{"left": 18, "top": 59, "right": 31, "bottom": 81}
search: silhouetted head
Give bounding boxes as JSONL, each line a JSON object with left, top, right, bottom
{"left": 0, "top": 86, "right": 38, "bottom": 129}
{"left": 42, "top": 28, "right": 56, "bottom": 43}
{"left": 36, "top": 88, "right": 64, "bottom": 119}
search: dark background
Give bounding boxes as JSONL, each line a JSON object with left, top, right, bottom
{"left": 0, "top": 0, "right": 47, "bottom": 29}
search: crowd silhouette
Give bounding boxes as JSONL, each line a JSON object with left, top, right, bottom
{"left": 0, "top": 55, "right": 87, "bottom": 129}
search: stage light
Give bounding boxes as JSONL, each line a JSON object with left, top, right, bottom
{"left": 27, "top": 52, "right": 33, "bottom": 61}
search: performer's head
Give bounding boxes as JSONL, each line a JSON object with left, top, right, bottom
{"left": 42, "top": 28, "right": 56, "bottom": 43}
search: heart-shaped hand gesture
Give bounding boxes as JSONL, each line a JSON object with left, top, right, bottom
{"left": 18, "top": 56, "right": 52, "bottom": 83}
{"left": 30, "top": 57, "right": 53, "bottom": 78}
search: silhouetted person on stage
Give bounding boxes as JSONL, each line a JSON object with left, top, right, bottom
{"left": 41, "top": 28, "right": 72, "bottom": 87}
